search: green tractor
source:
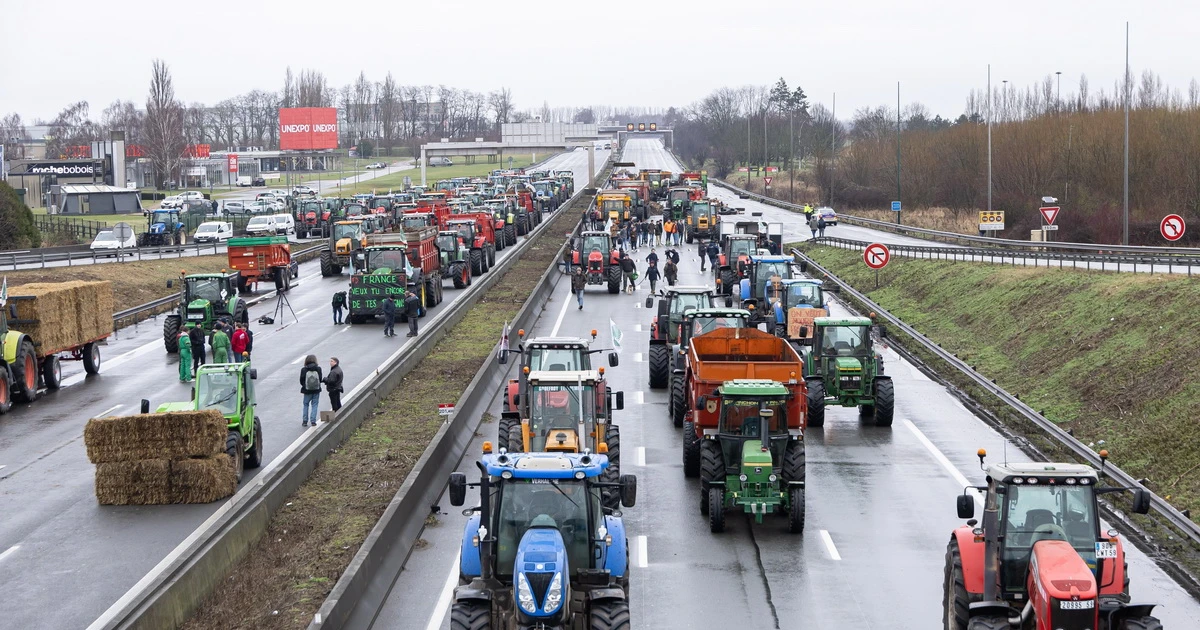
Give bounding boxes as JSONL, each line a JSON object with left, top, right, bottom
{"left": 436, "top": 230, "right": 472, "bottom": 289}
{"left": 145, "top": 362, "right": 262, "bottom": 482}
{"left": 799, "top": 316, "right": 893, "bottom": 427}
{"left": 163, "top": 272, "right": 249, "bottom": 353}
{"left": 699, "top": 379, "right": 805, "bottom": 534}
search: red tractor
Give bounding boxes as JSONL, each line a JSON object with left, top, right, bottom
{"left": 572, "top": 231, "right": 622, "bottom": 294}
{"left": 443, "top": 216, "right": 496, "bottom": 277}
{"left": 944, "top": 450, "right": 1161, "bottom": 630}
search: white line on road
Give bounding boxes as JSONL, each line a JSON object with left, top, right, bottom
{"left": 635, "top": 391, "right": 644, "bottom": 405}
{"left": 426, "top": 551, "right": 462, "bottom": 630}
{"left": 336, "top": 327, "right": 351, "bottom": 334}
{"left": 634, "top": 352, "right": 644, "bottom": 362}
{"left": 636, "top": 447, "right": 645, "bottom": 467}
{"left": 635, "top": 324, "right": 643, "bottom": 332}
{"left": 290, "top": 354, "right": 306, "bottom": 365}
{"left": 0, "top": 545, "right": 20, "bottom": 564}
{"left": 550, "top": 285, "right": 572, "bottom": 337}
{"left": 820, "top": 530, "right": 842, "bottom": 560}
{"left": 903, "top": 419, "right": 983, "bottom": 505}
{"left": 636, "top": 535, "right": 649, "bottom": 568}
{"left": 295, "top": 308, "right": 309, "bottom": 315}
{"left": 97, "top": 405, "right": 123, "bottom": 417}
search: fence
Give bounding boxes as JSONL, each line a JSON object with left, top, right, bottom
{"left": 33, "top": 215, "right": 115, "bottom": 241}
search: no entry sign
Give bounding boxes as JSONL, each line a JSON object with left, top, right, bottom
{"left": 864, "top": 243, "right": 890, "bottom": 270}
{"left": 1161, "top": 214, "right": 1186, "bottom": 241}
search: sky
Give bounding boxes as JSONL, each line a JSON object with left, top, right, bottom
{"left": 3, "top": 0, "right": 1198, "bottom": 123}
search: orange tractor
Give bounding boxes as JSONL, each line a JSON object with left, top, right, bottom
{"left": 944, "top": 450, "right": 1161, "bottom": 630}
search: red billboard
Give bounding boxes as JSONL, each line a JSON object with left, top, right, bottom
{"left": 279, "top": 107, "right": 339, "bottom": 150}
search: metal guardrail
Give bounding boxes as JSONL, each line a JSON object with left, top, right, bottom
{"left": 0, "top": 241, "right": 225, "bottom": 271}
{"left": 791, "top": 247, "right": 1200, "bottom": 546}
{"left": 714, "top": 179, "right": 1200, "bottom": 257}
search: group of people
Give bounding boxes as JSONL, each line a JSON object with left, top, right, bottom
{"left": 299, "top": 355, "right": 343, "bottom": 427}
{"left": 803, "top": 205, "right": 829, "bottom": 239}
{"left": 330, "top": 289, "right": 422, "bottom": 338}
{"left": 570, "top": 246, "right": 681, "bottom": 310}
{"left": 176, "top": 320, "right": 253, "bottom": 383}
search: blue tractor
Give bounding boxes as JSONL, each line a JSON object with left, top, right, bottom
{"left": 139, "top": 209, "right": 186, "bottom": 246}
{"left": 768, "top": 278, "right": 835, "bottom": 342}
{"left": 447, "top": 451, "right": 636, "bottom": 630}
{"left": 728, "top": 255, "right": 797, "bottom": 322}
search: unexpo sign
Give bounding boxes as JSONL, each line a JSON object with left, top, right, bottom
{"left": 279, "top": 107, "right": 339, "bottom": 150}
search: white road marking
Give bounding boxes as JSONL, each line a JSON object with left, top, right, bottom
{"left": 290, "top": 354, "right": 307, "bottom": 365}
{"left": 295, "top": 308, "right": 309, "bottom": 315}
{"left": 550, "top": 285, "right": 573, "bottom": 336}
{"left": 820, "top": 530, "right": 842, "bottom": 560}
{"left": 97, "top": 405, "right": 122, "bottom": 417}
{"left": 903, "top": 419, "right": 983, "bottom": 505}
{"left": 635, "top": 391, "right": 644, "bottom": 405}
{"left": 636, "top": 535, "right": 649, "bottom": 568}
{"left": 636, "top": 447, "right": 645, "bottom": 467}
{"left": 0, "top": 545, "right": 20, "bottom": 563}
{"left": 426, "top": 551, "right": 462, "bottom": 630}
{"left": 634, "top": 352, "right": 643, "bottom": 363}
{"left": 635, "top": 324, "right": 643, "bottom": 332}
{"left": 336, "top": 327, "right": 351, "bottom": 334}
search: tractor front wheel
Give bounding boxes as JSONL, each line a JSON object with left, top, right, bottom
{"left": 606, "top": 265, "right": 621, "bottom": 294}
{"left": 682, "top": 420, "right": 700, "bottom": 478}
{"left": 589, "top": 598, "right": 631, "bottom": 630}
{"left": 669, "top": 376, "right": 687, "bottom": 428}
{"left": 452, "top": 263, "right": 467, "bottom": 289}
{"left": 506, "top": 424, "right": 524, "bottom": 454}
{"left": 245, "top": 417, "right": 263, "bottom": 469}
{"left": 226, "top": 430, "right": 245, "bottom": 483}
{"left": 707, "top": 487, "right": 726, "bottom": 533}
{"left": 873, "top": 379, "right": 895, "bottom": 427}
{"left": 0, "top": 366, "right": 12, "bottom": 414}
{"left": 719, "top": 269, "right": 736, "bottom": 295}
{"left": 449, "top": 600, "right": 492, "bottom": 630}
{"left": 320, "top": 250, "right": 334, "bottom": 277}
{"left": 787, "top": 486, "right": 805, "bottom": 534}
{"left": 806, "top": 379, "right": 826, "bottom": 428}
{"left": 12, "top": 339, "right": 38, "bottom": 403}
{"left": 648, "top": 344, "right": 669, "bottom": 389}
{"left": 504, "top": 224, "right": 516, "bottom": 247}
{"left": 163, "top": 316, "right": 182, "bottom": 354}
{"left": 943, "top": 538, "right": 971, "bottom": 630}
{"left": 965, "top": 618, "right": 1009, "bottom": 630}
{"left": 497, "top": 417, "right": 515, "bottom": 446}
{"left": 1118, "top": 617, "right": 1165, "bottom": 630}
{"left": 486, "top": 245, "right": 496, "bottom": 268}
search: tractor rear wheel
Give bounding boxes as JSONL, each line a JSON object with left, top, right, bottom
{"left": 504, "top": 224, "right": 516, "bottom": 247}
{"left": 425, "top": 279, "right": 438, "bottom": 307}
{"left": 669, "top": 376, "right": 687, "bottom": 428}
{"left": 246, "top": 417, "right": 264, "bottom": 469}
{"left": 787, "top": 486, "right": 805, "bottom": 534}
{"left": 449, "top": 600, "right": 492, "bottom": 630}
{"left": 320, "top": 250, "right": 334, "bottom": 277}
{"left": 42, "top": 355, "right": 62, "bottom": 391}
{"left": 707, "top": 487, "right": 726, "bottom": 533}
{"left": 686, "top": 230, "right": 694, "bottom": 244}
{"left": 506, "top": 424, "right": 524, "bottom": 454}
{"left": 699, "top": 438, "right": 723, "bottom": 516}
{"left": 517, "top": 217, "right": 528, "bottom": 236}
{"left": 589, "top": 598, "right": 631, "bottom": 630}
{"left": 497, "top": 417, "right": 515, "bottom": 447}
{"left": 873, "top": 379, "right": 895, "bottom": 427}
{"left": 486, "top": 245, "right": 496, "bottom": 268}
{"left": 806, "top": 379, "right": 826, "bottom": 428}
{"left": 469, "top": 250, "right": 483, "bottom": 276}
{"left": 943, "top": 538, "right": 971, "bottom": 630}
{"left": 648, "top": 344, "right": 669, "bottom": 389}
{"left": 719, "top": 269, "right": 736, "bottom": 295}
{"left": 452, "top": 263, "right": 467, "bottom": 289}
{"left": 12, "top": 339, "right": 38, "bottom": 403}
{"left": 1118, "top": 617, "right": 1164, "bottom": 630}
{"left": 682, "top": 420, "right": 700, "bottom": 478}
{"left": 604, "top": 424, "right": 621, "bottom": 470}
{"left": 600, "top": 426, "right": 621, "bottom": 511}
{"left": 0, "top": 366, "right": 12, "bottom": 414}
{"left": 226, "top": 430, "right": 245, "bottom": 483}
{"left": 494, "top": 231, "right": 504, "bottom": 252}
{"left": 606, "top": 265, "right": 621, "bottom": 294}
{"left": 163, "top": 316, "right": 182, "bottom": 354}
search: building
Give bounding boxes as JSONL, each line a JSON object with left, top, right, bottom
{"left": 52, "top": 184, "right": 142, "bottom": 215}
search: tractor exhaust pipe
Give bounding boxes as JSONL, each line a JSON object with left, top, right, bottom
{"left": 1008, "top": 601, "right": 1032, "bottom": 626}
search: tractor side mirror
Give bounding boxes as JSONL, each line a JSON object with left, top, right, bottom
{"left": 620, "top": 474, "right": 637, "bottom": 508}
{"left": 645, "top": 296, "right": 653, "bottom": 309}
{"left": 140, "top": 399, "right": 150, "bottom": 414}
{"left": 497, "top": 348, "right": 508, "bottom": 365}
{"left": 612, "top": 391, "right": 624, "bottom": 410}
{"left": 608, "top": 352, "right": 619, "bottom": 367}
{"left": 166, "top": 280, "right": 174, "bottom": 288}
{"left": 956, "top": 494, "right": 975, "bottom": 520}
{"left": 798, "top": 326, "right": 808, "bottom": 339}
{"left": 798, "top": 260, "right": 809, "bottom": 273}
{"left": 878, "top": 325, "right": 888, "bottom": 339}
{"left": 1131, "top": 488, "right": 1151, "bottom": 514}
{"left": 249, "top": 369, "right": 258, "bottom": 380}
{"left": 448, "top": 473, "right": 467, "bottom": 507}
{"left": 696, "top": 396, "right": 706, "bottom": 411}
{"left": 724, "top": 297, "right": 733, "bottom": 308}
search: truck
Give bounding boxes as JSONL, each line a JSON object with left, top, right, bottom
{"left": 163, "top": 272, "right": 249, "bottom": 353}
{"left": 320, "top": 220, "right": 369, "bottom": 277}
{"left": 681, "top": 328, "right": 806, "bottom": 481}
{"left": 443, "top": 216, "right": 496, "bottom": 277}
{"left": 665, "top": 308, "right": 752, "bottom": 429}
{"left": 347, "top": 226, "right": 442, "bottom": 324}
{"left": 698, "top": 379, "right": 806, "bottom": 533}
{"left": 800, "top": 316, "right": 894, "bottom": 427}
{"left": 0, "top": 281, "right": 112, "bottom": 407}
{"left": 227, "top": 236, "right": 299, "bottom": 294}
{"left": 572, "top": 231, "right": 622, "bottom": 293}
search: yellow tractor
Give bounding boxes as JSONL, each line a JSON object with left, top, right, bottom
{"left": 320, "top": 219, "right": 369, "bottom": 276}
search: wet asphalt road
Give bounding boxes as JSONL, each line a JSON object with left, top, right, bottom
{"left": 372, "top": 139, "right": 1200, "bottom": 630}
{"left": 0, "top": 149, "right": 606, "bottom": 630}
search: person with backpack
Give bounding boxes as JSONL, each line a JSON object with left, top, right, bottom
{"left": 323, "top": 357, "right": 344, "bottom": 412}
{"left": 332, "top": 291, "right": 347, "bottom": 325}
{"left": 404, "top": 290, "right": 422, "bottom": 337}
{"left": 381, "top": 296, "right": 397, "bottom": 337}
{"left": 211, "top": 323, "right": 231, "bottom": 363}
{"left": 300, "top": 355, "right": 323, "bottom": 427}
{"left": 664, "top": 259, "right": 679, "bottom": 286}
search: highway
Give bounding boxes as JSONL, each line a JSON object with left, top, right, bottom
{"left": 370, "top": 138, "right": 1200, "bottom": 629}
{"left": 0, "top": 148, "right": 606, "bottom": 630}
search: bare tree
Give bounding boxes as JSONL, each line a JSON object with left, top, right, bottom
{"left": 2, "top": 112, "right": 29, "bottom": 160}
{"left": 377, "top": 73, "right": 400, "bottom": 150}
{"left": 489, "top": 88, "right": 514, "bottom": 131}
{"left": 297, "top": 69, "right": 331, "bottom": 107}
{"left": 143, "top": 60, "right": 188, "bottom": 187}
{"left": 44, "top": 101, "right": 100, "bottom": 158}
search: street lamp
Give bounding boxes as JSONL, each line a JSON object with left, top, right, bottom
{"left": 1055, "top": 71, "right": 1062, "bottom": 108}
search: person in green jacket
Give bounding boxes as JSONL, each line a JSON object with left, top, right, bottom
{"left": 211, "top": 323, "right": 232, "bottom": 363}
{"left": 178, "top": 325, "right": 194, "bottom": 382}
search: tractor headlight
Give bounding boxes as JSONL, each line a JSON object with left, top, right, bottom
{"left": 544, "top": 573, "right": 563, "bottom": 611}
{"left": 768, "top": 474, "right": 778, "bottom": 483}
{"left": 517, "top": 573, "right": 536, "bottom": 613}
{"left": 739, "top": 474, "right": 748, "bottom": 482}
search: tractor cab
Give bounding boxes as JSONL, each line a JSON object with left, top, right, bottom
{"left": 344, "top": 202, "right": 367, "bottom": 218}
{"left": 402, "top": 212, "right": 436, "bottom": 230}
{"left": 360, "top": 246, "right": 412, "bottom": 276}
{"left": 498, "top": 334, "right": 619, "bottom": 430}
{"left": 176, "top": 273, "right": 239, "bottom": 329}
{"left": 331, "top": 221, "right": 366, "bottom": 254}
{"left": 141, "top": 209, "right": 185, "bottom": 246}
{"left": 679, "top": 308, "right": 751, "bottom": 349}
{"left": 649, "top": 286, "right": 716, "bottom": 344}
{"left": 573, "top": 232, "right": 620, "bottom": 289}
{"left": 597, "top": 191, "right": 632, "bottom": 224}
{"left": 514, "top": 371, "right": 606, "bottom": 454}
{"left": 735, "top": 256, "right": 796, "bottom": 314}
{"left": 769, "top": 278, "right": 834, "bottom": 341}
{"left": 945, "top": 453, "right": 1156, "bottom": 630}
{"left": 446, "top": 219, "right": 478, "bottom": 245}
{"left": 436, "top": 231, "right": 463, "bottom": 255}
{"left": 667, "top": 187, "right": 692, "bottom": 220}
{"left": 801, "top": 316, "right": 893, "bottom": 427}
{"left": 687, "top": 200, "right": 716, "bottom": 232}
{"left": 150, "top": 362, "right": 261, "bottom": 481}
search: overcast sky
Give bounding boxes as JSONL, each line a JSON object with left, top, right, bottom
{"left": 3, "top": 0, "right": 1196, "bottom": 123}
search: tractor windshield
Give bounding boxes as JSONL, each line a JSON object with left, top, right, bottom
{"left": 151, "top": 211, "right": 173, "bottom": 224}
{"left": 720, "top": 398, "right": 788, "bottom": 436}
{"left": 602, "top": 199, "right": 625, "bottom": 212}
{"left": 187, "top": 277, "right": 224, "bottom": 303}
{"left": 669, "top": 293, "right": 712, "bottom": 318}
{"left": 450, "top": 223, "right": 476, "bottom": 241}
{"left": 345, "top": 204, "right": 366, "bottom": 217}
{"left": 364, "top": 249, "right": 409, "bottom": 274}
{"left": 495, "top": 479, "right": 598, "bottom": 578}
{"left": 528, "top": 348, "right": 585, "bottom": 372}
{"left": 820, "top": 326, "right": 870, "bottom": 356}
{"left": 581, "top": 235, "right": 609, "bottom": 256}
{"left": 197, "top": 370, "right": 241, "bottom": 416}
{"left": 689, "top": 315, "right": 745, "bottom": 338}
{"left": 754, "top": 262, "right": 792, "bottom": 296}
{"left": 729, "top": 238, "right": 755, "bottom": 259}
{"left": 403, "top": 216, "right": 430, "bottom": 229}
{"left": 527, "top": 384, "right": 596, "bottom": 451}
{"left": 691, "top": 203, "right": 712, "bottom": 219}
{"left": 669, "top": 190, "right": 689, "bottom": 206}
{"left": 785, "top": 284, "right": 824, "bottom": 308}
{"left": 999, "top": 484, "right": 1098, "bottom": 594}
{"left": 333, "top": 223, "right": 362, "bottom": 240}
{"left": 436, "top": 234, "right": 458, "bottom": 252}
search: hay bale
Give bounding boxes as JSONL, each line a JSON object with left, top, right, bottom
{"left": 94, "top": 459, "right": 171, "bottom": 505}
{"left": 170, "top": 455, "right": 237, "bottom": 503}
{"left": 84, "top": 410, "right": 226, "bottom": 464}
{"left": 9, "top": 281, "right": 113, "bottom": 349}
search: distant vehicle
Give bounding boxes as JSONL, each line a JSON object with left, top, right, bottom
{"left": 251, "top": 176, "right": 266, "bottom": 187}
{"left": 236, "top": 175, "right": 252, "bottom": 187}
{"left": 365, "top": 162, "right": 387, "bottom": 169}
{"left": 160, "top": 195, "right": 182, "bottom": 209}
{"left": 245, "top": 201, "right": 273, "bottom": 214}
{"left": 224, "top": 201, "right": 246, "bottom": 215}
{"left": 178, "top": 191, "right": 204, "bottom": 202}
{"left": 816, "top": 207, "right": 837, "bottom": 225}
{"left": 428, "top": 157, "right": 453, "bottom": 167}
{"left": 271, "top": 213, "right": 296, "bottom": 235}
{"left": 194, "top": 221, "right": 234, "bottom": 243}
{"left": 604, "top": 143, "right": 612, "bottom": 149}
{"left": 292, "top": 184, "right": 317, "bottom": 196}
{"left": 244, "top": 215, "right": 279, "bottom": 236}
{"left": 89, "top": 230, "right": 137, "bottom": 256}
{"left": 266, "top": 189, "right": 290, "bottom": 199}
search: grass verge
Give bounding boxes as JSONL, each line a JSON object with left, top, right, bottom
{"left": 799, "top": 243, "right": 1200, "bottom": 578}
{"left": 6, "top": 254, "right": 228, "bottom": 308}
{"left": 333, "top": 153, "right": 545, "bottom": 196}
{"left": 180, "top": 202, "right": 581, "bottom": 629}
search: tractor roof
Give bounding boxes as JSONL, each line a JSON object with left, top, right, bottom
{"left": 781, "top": 278, "right": 823, "bottom": 286}
{"left": 665, "top": 285, "right": 712, "bottom": 295}
{"left": 988, "top": 461, "right": 1099, "bottom": 483}
{"left": 526, "top": 336, "right": 592, "bottom": 348}
{"left": 527, "top": 370, "right": 601, "bottom": 384}
{"left": 483, "top": 451, "right": 608, "bottom": 479}
{"left": 751, "top": 255, "right": 794, "bottom": 263}
{"left": 814, "top": 316, "right": 873, "bottom": 327}
{"left": 720, "top": 379, "right": 790, "bottom": 397}
{"left": 684, "top": 308, "right": 751, "bottom": 320}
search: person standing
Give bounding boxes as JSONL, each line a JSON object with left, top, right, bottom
{"left": 404, "top": 290, "right": 422, "bottom": 337}
{"left": 664, "top": 259, "right": 678, "bottom": 286}
{"left": 178, "top": 326, "right": 193, "bottom": 383}
{"left": 571, "top": 265, "right": 586, "bottom": 310}
{"left": 646, "top": 262, "right": 661, "bottom": 294}
{"left": 706, "top": 240, "right": 720, "bottom": 272}
{"left": 619, "top": 252, "right": 636, "bottom": 293}
{"left": 655, "top": 220, "right": 663, "bottom": 245}
{"left": 243, "top": 325, "right": 254, "bottom": 361}
{"left": 818, "top": 216, "right": 827, "bottom": 238}
{"left": 381, "top": 296, "right": 397, "bottom": 337}
{"left": 699, "top": 239, "right": 709, "bottom": 271}
{"left": 645, "top": 248, "right": 658, "bottom": 268}
{"left": 188, "top": 322, "right": 205, "bottom": 373}
{"left": 323, "top": 357, "right": 344, "bottom": 412}
{"left": 231, "top": 323, "right": 248, "bottom": 362}
{"left": 211, "top": 323, "right": 231, "bottom": 363}
{"left": 300, "top": 355, "right": 322, "bottom": 427}
{"left": 332, "top": 290, "right": 346, "bottom": 325}
{"left": 808, "top": 213, "right": 820, "bottom": 239}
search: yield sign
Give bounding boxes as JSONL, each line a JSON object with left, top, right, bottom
{"left": 1039, "top": 206, "right": 1060, "bottom": 225}
{"left": 863, "top": 243, "right": 890, "bottom": 270}
{"left": 764, "top": 177, "right": 773, "bottom": 186}
{"left": 1160, "top": 214, "right": 1186, "bottom": 241}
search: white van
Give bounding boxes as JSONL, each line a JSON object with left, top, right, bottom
{"left": 271, "top": 213, "right": 296, "bottom": 235}
{"left": 194, "top": 221, "right": 234, "bottom": 243}
{"left": 428, "top": 157, "right": 453, "bottom": 167}
{"left": 244, "top": 215, "right": 279, "bottom": 236}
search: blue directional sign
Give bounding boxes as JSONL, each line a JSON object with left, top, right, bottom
{"left": 891, "top": 201, "right": 902, "bottom": 212}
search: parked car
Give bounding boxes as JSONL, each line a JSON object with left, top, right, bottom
{"left": 179, "top": 191, "right": 204, "bottom": 202}
{"left": 365, "top": 162, "right": 387, "bottom": 169}
{"left": 160, "top": 195, "right": 183, "bottom": 209}
{"left": 194, "top": 221, "right": 234, "bottom": 243}
{"left": 267, "top": 189, "right": 290, "bottom": 199}
{"left": 224, "top": 201, "right": 247, "bottom": 215}
{"left": 252, "top": 176, "right": 266, "bottom": 186}
{"left": 816, "top": 206, "right": 838, "bottom": 225}
{"left": 244, "top": 215, "right": 279, "bottom": 236}
{"left": 245, "top": 201, "right": 274, "bottom": 214}
{"left": 89, "top": 229, "right": 138, "bottom": 256}
{"left": 292, "top": 184, "right": 317, "bottom": 196}
{"left": 272, "top": 214, "right": 296, "bottom": 235}
{"left": 428, "top": 157, "right": 453, "bottom": 167}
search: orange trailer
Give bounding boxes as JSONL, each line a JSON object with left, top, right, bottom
{"left": 228, "top": 236, "right": 297, "bottom": 293}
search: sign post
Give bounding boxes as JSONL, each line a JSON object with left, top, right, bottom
{"left": 227, "top": 154, "right": 239, "bottom": 186}
{"left": 864, "top": 242, "right": 890, "bottom": 289}
{"left": 113, "top": 222, "right": 133, "bottom": 260}
{"left": 1160, "top": 214, "right": 1186, "bottom": 242}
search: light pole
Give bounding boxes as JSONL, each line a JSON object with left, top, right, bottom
{"left": 987, "top": 65, "right": 992, "bottom": 215}
{"left": 1055, "top": 71, "right": 1062, "bottom": 109}
{"left": 830, "top": 92, "right": 836, "bottom": 208}
{"left": 1123, "top": 21, "right": 1130, "bottom": 245}
{"left": 896, "top": 81, "right": 901, "bottom": 225}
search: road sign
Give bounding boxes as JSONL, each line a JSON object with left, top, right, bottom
{"left": 1039, "top": 206, "right": 1060, "bottom": 225}
{"left": 438, "top": 403, "right": 455, "bottom": 416}
{"left": 891, "top": 200, "right": 901, "bottom": 212}
{"left": 764, "top": 177, "right": 773, "bottom": 186}
{"left": 227, "top": 154, "right": 239, "bottom": 173}
{"left": 112, "top": 222, "right": 133, "bottom": 241}
{"left": 765, "top": 166, "right": 778, "bottom": 172}
{"left": 978, "top": 211, "right": 1005, "bottom": 231}
{"left": 863, "top": 243, "right": 890, "bottom": 270}
{"left": 737, "top": 167, "right": 748, "bottom": 172}
{"left": 1160, "top": 214, "right": 1186, "bottom": 241}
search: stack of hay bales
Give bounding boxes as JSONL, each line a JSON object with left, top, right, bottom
{"left": 84, "top": 410, "right": 238, "bottom": 505}
{"left": 10, "top": 281, "right": 114, "bottom": 349}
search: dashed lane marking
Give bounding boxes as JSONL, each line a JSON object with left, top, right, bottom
{"left": 634, "top": 352, "right": 644, "bottom": 362}
{"left": 550, "top": 284, "right": 572, "bottom": 336}
{"left": 0, "top": 545, "right": 20, "bottom": 564}
{"left": 636, "top": 536, "right": 649, "bottom": 568}
{"left": 424, "top": 551, "right": 461, "bottom": 630}
{"left": 635, "top": 391, "right": 644, "bottom": 405}
{"left": 820, "top": 530, "right": 842, "bottom": 560}
{"left": 636, "top": 447, "right": 645, "bottom": 467}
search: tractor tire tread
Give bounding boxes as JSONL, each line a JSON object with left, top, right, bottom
{"left": 589, "top": 599, "right": 631, "bottom": 630}
{"left": 874, "top": 378, "right": 895, "bottom": 427}
{"left": 682, "top": 420, "right": 701, "bottom": 478}
{"left": 670, "top": 376, "right": 687, "bottom": 428}
{"left": 449, "top": 600, "right": 492, "bottom": 630}
{"left": 807, "top": 379, "right": 826, "bottom": 428}
{"left": 648, "top": 344, "right": 669, "bottom": 389}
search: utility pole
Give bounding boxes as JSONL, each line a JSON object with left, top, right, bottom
{"left": 1122, "top": 21, "right": 1131, "bottom": 245}
{"left": 746, "top": 111, "right": 752, "bottom": 187}
{"left": 987, "top": 64, "right": 992, "bottom": 214}
{"left": 896, "top": 81, "right": 902, "bottom": 225}
{"left": 830, "top": 92, "right": 836, "bottom": 208}
{"left": 789, "top": 111, "right": 795, "bottom": 203}
{"left": 1056, "top": 71, "right": 1062, "bottom": 109}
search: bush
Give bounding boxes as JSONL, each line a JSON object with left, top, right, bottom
{"left": 0, "top": 182, "right": 42, "bottom": 249}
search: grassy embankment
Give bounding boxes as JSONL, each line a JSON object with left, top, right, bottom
{"left": 800, "top": 245, "right": 1200, "bottom": 520}
{"left": 6, "top": 255, "right": 228, "bottom": 307}
{"left": 332, "top": 153, "right": 543, "bottom": 196}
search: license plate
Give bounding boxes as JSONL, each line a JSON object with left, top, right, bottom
{"left": 187, "top": 314, "right": 204, "bottom": 320}
{"left": 1060, "top": 599, "right": 1094, "bottom": 610}
{"left": 1095, "top": 542, "right": 1117, "bottom": 558}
